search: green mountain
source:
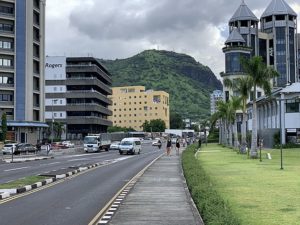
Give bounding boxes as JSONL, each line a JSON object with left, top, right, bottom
{"left": 101, "top": 50, "right": 222, "bottom": 120}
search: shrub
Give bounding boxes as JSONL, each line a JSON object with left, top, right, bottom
{"left": 273, "top": 143, "right": 300, "bottom": 149}
{"left": 182, "top": 144, "right": 241, "bottom": 225}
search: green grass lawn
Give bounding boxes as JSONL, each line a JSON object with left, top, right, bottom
{"left": 197, "top": 144, "right": 300, "bottom": 225}
{"left": 0, "top": 176, "right": 46, "bottom": 189}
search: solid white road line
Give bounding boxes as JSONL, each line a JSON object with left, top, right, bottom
{"left": 4, "top": 167, "right": 29, "bottom": 172}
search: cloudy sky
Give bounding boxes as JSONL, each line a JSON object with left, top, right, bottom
{"left": 46, "top": 0, "right": 300, "bottom": 79}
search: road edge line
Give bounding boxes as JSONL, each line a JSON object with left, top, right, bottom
{"left": 88, "top": 152, "right": 165, "bottom": 225}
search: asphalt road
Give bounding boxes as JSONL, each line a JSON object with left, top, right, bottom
{"left": 0, "top": 143, "right": 158, "bottom": 184}
{"left": 0, "top": 144, "right": 164, "bottom": 225}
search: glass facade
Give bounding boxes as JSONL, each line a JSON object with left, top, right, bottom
{"left": 275, "top": 27, "right": 287, "bottom": 86}
{"left": 225, "top": 52, "right": 250, "bottom": 73}
{"left": 289, "top": 27, "right": 295, "bottom": 83}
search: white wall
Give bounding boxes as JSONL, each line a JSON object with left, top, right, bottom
{"left": 45, "top": 98, "right": 66, "bottom": 106}
{"left": 285, "top": 113, "right": 300, "bottom": 129}
{"left": 45, "top": 111, "right": 67, "bottom": 119}
{"left": 45, "top": 85, "right": 66, "bottom": 93}
{"left": 45, "top": 56, "right": 66, "bottom": 80}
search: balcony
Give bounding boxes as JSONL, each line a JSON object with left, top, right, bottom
{"left": 66, "top": 116, "right": 112, "bottom": 126}
{"left": 65, "top": 90, "right": 112, "bottom": 105}
{"left": 66, "top": 77, "right": 112, "bottom": 95}
{"left": 66, "top": 65, "right": 112, "bottom": 84}
{"left": 66, "top": 103, "right": 112, "bottom": 116}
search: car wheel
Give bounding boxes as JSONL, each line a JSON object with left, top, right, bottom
{"left": 138, "top": 149, "right": 140, "bottom": 154}
{"left": 119, "top": 151, "right": 123, "bottom": 155}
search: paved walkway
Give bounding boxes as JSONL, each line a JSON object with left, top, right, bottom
{"left": 109, "top": 148, "right": 203, "bottom": 225}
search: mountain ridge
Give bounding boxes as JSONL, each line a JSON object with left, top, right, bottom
{"left": 101, "top": 49, "right": 222, "bottom": 120}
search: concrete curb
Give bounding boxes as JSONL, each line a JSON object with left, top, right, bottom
{"left": 0, "top": 162, "right": 103, "bottom": 200}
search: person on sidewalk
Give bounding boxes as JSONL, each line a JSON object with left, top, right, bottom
{"left": 175, "top": 138, "right": 180, "bottom": 156}
{"left": 166, "top": 137, "right": 172, "bottom": 156}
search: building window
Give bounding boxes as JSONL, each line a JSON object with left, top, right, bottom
{"left": 144, "top": 106, "right": 148, "bottom": 111}
{"left": 286, "top": 101, "right": 299, "bottom": 113}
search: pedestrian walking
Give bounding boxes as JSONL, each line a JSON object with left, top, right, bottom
{"left": 198, "top": 138, "right": 202, "bottom": 149}
{"left": 175, "top": 138, "right": 180, "bottom": 156}
{"left": 166, "top": 137, "right": 172, "bottom": 156}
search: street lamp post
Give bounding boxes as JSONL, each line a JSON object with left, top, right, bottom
{"left": 51, "top": 99, "right": 57, "bottom": 144}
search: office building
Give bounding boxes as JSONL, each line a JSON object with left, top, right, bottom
{"left": 109, "top": 86, "right": 169, "bottom": 131}
{"left": 0, "top": 0, "right": 47, "bottom": 144}
{"left": 45, "top": 56, "right": 112, "bottom": 140}
{"left": 210, "top": 90, "right": 223, "bottom": 115}
{"left": 222, "top": 0, "right": 298, "bottom": 100}
{"left": 222, "top": 0, "right": 299, "bottom": 147}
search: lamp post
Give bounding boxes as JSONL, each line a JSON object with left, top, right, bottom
{"left": 51, "top": 99, "right": 57, "bottom": 144}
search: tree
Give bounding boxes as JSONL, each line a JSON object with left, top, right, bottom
{"left": 170, "top": 112, "right": 184, "bottom": 129}
{"left": 142, "top": 119, "right": 166, "bottom": 132}
{"left": 107, "top": 126, "right": 135, "bottom": 133}
{"left": 241, "top": 56, "right": 279, "bottom": 158}
{"left": 215, "top": 100, "right": 230, "bottom": 146}
{"left": 53, "top": 122, "right": 65, "bottom": 140}
{"left": 1, "top": 113, "right": 7, "bottom": 141}
{"left": 229, "top": 96, "right": 242, "bottom": 150}
{"left": 224, "top": 76, "right": 252, "bottom": 153}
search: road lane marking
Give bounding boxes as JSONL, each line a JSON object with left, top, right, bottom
{"left": 88, "top": 152, "right": 164, "bottom": 225}
{"left": 44, "top": 162, "right": 61, "bottom": 166}
{"left": 68, "top": 158, "right": 88, "bottom": 162}
{"left": 4, "top": 167, "right": 29, "bottom": 172}
{"left": 0, "top": 152, "right": 153, "bottom": 204}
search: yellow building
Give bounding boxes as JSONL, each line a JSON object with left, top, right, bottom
{"left": 109, "top": 86, "right": 170, "bottom": 131}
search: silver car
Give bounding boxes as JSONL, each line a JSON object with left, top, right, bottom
{"left": 2, "top": 143, "right": 18, "bottom": 155}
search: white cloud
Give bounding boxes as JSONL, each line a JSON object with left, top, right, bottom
{"left": 46, "top": 0, "right": 300, "bottom": 79}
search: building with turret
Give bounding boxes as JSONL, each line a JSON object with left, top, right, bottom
{"left": 222, "top": 0, "right": 300, "bottom": 147}
{"left": 222, "top": 0, "right": 298, "bottom": 98}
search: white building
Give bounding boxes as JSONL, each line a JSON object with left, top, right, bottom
{"left": 248, "top": 83, "right": 300, "bottom": 147}
{"left": 210, "top": 90, "right": 223, "bottom": 115}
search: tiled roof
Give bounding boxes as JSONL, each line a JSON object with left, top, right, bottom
{"left": 261, "top": 0, "right": 297, "bottom": 17}
{"left": 229, "top": 0, "right": 259, "bottom": 22}
{"left": 225, "top": 28, "right": 245, "bottom": 44}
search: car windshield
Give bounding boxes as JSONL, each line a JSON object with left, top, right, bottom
{"left": 84, "top": 137, "right": 98, "bottom": 144}
{"left": 121, "top": 141, "right": 133, "bottom": 146}
{"left": 4, "top": 144, "right": 13, "bottom": 147}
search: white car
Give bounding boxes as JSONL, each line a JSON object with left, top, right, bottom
{"left": 2, "top": 143, "right": 18, "bottom": 155}
{"left": 62, "top": 141, "right": 75, "bottom": 148}
{"left": 152, "top": 138, "right": 161, "bottom": 146}
{"left": 110, "top": 141, "right": 120, "bottom": 150}
{"left": 119, "top": 138, "right": 141, "bottom": 155}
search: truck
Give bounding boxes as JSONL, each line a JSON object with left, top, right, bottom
{"left": 83, "top": 132, "right": 129, "bottom": 153}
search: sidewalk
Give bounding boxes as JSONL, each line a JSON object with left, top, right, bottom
{"left": 107, "top": 148, "right": 204, "bottom": 225}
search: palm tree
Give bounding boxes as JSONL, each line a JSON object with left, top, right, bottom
{"left": 216, "top": 100, "right": 230, "bottom": 146}
{"left": 224, "top": 77, "right": 252, "bottom": 153}
{"left": 53, "top": 122, "right": 65, "bottom": 140}
{"left": 229, "top": 96, "right": 242, "bottom": 150}
{"left": 241, "top": 56, "right": 279, "bottom": 158}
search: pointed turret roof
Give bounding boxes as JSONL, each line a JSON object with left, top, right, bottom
{"left": 225, "top": 28, "right": 245, "bottom": 45}
{"left": 229, "top": 0, "right": 259, "bottom": 23}
{"left": 261, "top": 0, "right": 297, "bottom": 18}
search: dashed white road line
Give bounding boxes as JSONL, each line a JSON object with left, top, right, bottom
{"left": 4, "top": 167, "right": 30, "bottom": 172}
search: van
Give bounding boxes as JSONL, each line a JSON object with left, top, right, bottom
{"left": 119, "top": 138, "right": 141, "bottom": 155}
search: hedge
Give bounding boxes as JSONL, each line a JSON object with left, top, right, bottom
{"left": 182, "top": 144, "right": 241, "bottom": 225}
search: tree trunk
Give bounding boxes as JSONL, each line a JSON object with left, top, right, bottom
{"left": 229, "top": 123, "right": 233, "bottom": 147}
{"left": 240, "top": 108, "right": 247, "bottom": 153}
{"left": 224, "top": 121, "right": 228, "bottom": 146}
{"left": 250, "top": 88, "right": 258, "bottom": 158}
{"left": 219, "top": 120, "right": 222, "bottom": 145}
{"left": 233, "top": 119, "right": 239, "bottom": 150}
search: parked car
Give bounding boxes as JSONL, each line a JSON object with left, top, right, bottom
{"left": 171, "top": 138, "right": 177, "bottom": 144}
{"left": 109, "top": 141, "right": 120, "bottom": 150}
{"left": 15, "top": 143, "right": 37, "bottom": 154}
{"left": 62, "top": 141, "right": 75, "bottom": 148}
{"left": 2, "top": 143, "right": 18, "bottom": 155}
